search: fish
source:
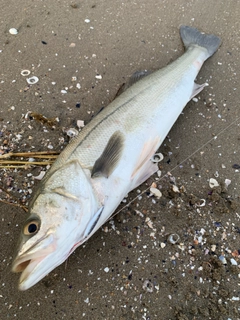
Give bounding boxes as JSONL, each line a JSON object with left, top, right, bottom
{"left": 12, "top": 25, "right": 221, "bottom": 290}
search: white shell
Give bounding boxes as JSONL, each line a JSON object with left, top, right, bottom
{"left": 21, "top": 70, "right": 31, "bottom": 76}
{"left": 150, "top": 187, "right": 162, "bottom": 198}
{"left": 26, "top": 76, "right": 39, "bottom": 85}
{"left": 34, "top": 171, "right": 46, "bottom": 180}
{"left": 224, "top": 179, "right": 231, "bottom": 187}
{"left": 209, "top": 178, "right": 219, "bottom": 188}
{"left": 77, "top": 120, "right": 85, "bottom": 128}
{"left": 172, "top": 185, "right": 180, "bottom": 193}
{"left": 196, "top": 199, "right": 206, "bottom": 207}
{"left": 67, "top": 128, "right": 79, "bottom": 138}
{"left": 9, "top": 28, "right": 18, "bottom": 35}
{"left": 151, "top": 153, "right": 164, "bottom": 163}
{"left": 168, "top": 234, "right": 180, "bottom": 244}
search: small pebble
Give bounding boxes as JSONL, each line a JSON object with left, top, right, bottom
{"left": 104, "top": 267, "right": 109, "bottom": 273}
{"left": 232, "top": 164, "right": 240, "bottom": 169}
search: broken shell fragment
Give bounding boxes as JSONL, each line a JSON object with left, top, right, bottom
{"left": 34, "top": 171, "right": 46, "bottom": 180}
{"left": 168, "top": 233, "right": 180, "bottom": 244}
{"left": 150, "top": 187, "right": 162, "bottom": 198}
{"left": 196, "top": 199, "right": 206, "bottom": 207}
{"left": 219, "top": 255, "right": 227, "bottom": 265}
{"left": 224, "top": 179, "right": 231, "bottom": 187}
{"left": 142, "top": 280, "right": 154, "bottom": 293}
{"left": 77, "top": 120, "right": 85, "bottom": 128}
{"left": 21, "top": 70, "right": 31, "bottom": 76}
{"left": 26, "top": 76, "right": 39, "bottom": 85}
{"left": 209, "top": 178, "right": 219, "bottom": 188}
{"left": 151, "top": 153, "right": 164, "bottom": 163}
{"left": 172, "top": 185, "right": 180, "bottom": 193}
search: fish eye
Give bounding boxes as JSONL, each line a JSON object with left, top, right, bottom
{"left": 23, "top": 219, "right": 40, "bottom": 236}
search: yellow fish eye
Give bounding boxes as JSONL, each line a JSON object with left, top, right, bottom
{"left": 23, "top": 220, "right": 40, "bottom": 235}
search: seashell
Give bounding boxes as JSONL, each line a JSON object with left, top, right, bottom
{"left": 66, "top": 128, "right": 78, "bottom": 138}
{"left": 142, "top": 280, "right": 154, "bottom": 293}
{"left": 151, "top": 153, "right": 163, "bottom": 163}
{"left": 21, "top": 70, "right": 31, "bottom": 76}
{"left": 26, "top": 76, "right": 39, "bottom": 85}
{"left": 168, "top": 233, "right": 180, "bottom": 244}
{"left": 150, "top": 187, "right": 162, "bottom": 198}
{"left": 196, "top": 199, "right": 206, "bottom": 207}
{"left": 224, "top": 179, "right": 231, "bottom": 187}
{"left": 209, "top": 178, "right": 219, "bottom": 188}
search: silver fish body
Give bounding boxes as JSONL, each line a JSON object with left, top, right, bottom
{"left": 12, "top": 26, "right": 221, "bottom": 290}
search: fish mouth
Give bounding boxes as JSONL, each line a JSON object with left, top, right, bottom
{"left": 12, "top": 233, "right": 56, "bottom": 290}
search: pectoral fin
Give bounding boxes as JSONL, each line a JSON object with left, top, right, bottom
{"left": 91, "top": 131, "right": 124, "bottom": 178}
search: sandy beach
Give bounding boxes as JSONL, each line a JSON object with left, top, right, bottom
{"left": 0, "top": 1, "right": 239, "bottom": 319}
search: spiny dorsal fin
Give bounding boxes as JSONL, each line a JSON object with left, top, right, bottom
{"left": 115, "top": 70, "right": 151, "bottom": 98}
{"left": 91, "top": 131, "right": 124, "bottom": 178}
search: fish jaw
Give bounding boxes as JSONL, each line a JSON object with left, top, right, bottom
{"left": 12, "top": 232, "right": 57, "bottom": 290}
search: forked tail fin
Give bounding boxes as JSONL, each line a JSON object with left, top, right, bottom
{"left": 180, "top": 25, "right": 221, "bottom": 59}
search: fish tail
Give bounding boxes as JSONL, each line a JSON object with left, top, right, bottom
{"left": 180, "top": 25, "right": 221, "bottom": 59}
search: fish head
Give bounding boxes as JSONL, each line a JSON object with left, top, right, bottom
{"left": 12, "top": 160, "right": 99, "bottom": 290}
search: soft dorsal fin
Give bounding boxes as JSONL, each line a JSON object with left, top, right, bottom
{"left": 115, "top": 70, "right": 151, "bottom": 97}
{"left": 91, "top": 131, "right": 124, "bottom": 178}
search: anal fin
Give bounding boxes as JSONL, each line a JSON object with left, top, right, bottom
{"left": 131, "top": 136, "right": 161, "bottom": 189}
{"left": 131, "top": 160, "right": 158, "bottom": 190}
{"left": 190, "top": 82, "right": 207, "bottom": 99}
